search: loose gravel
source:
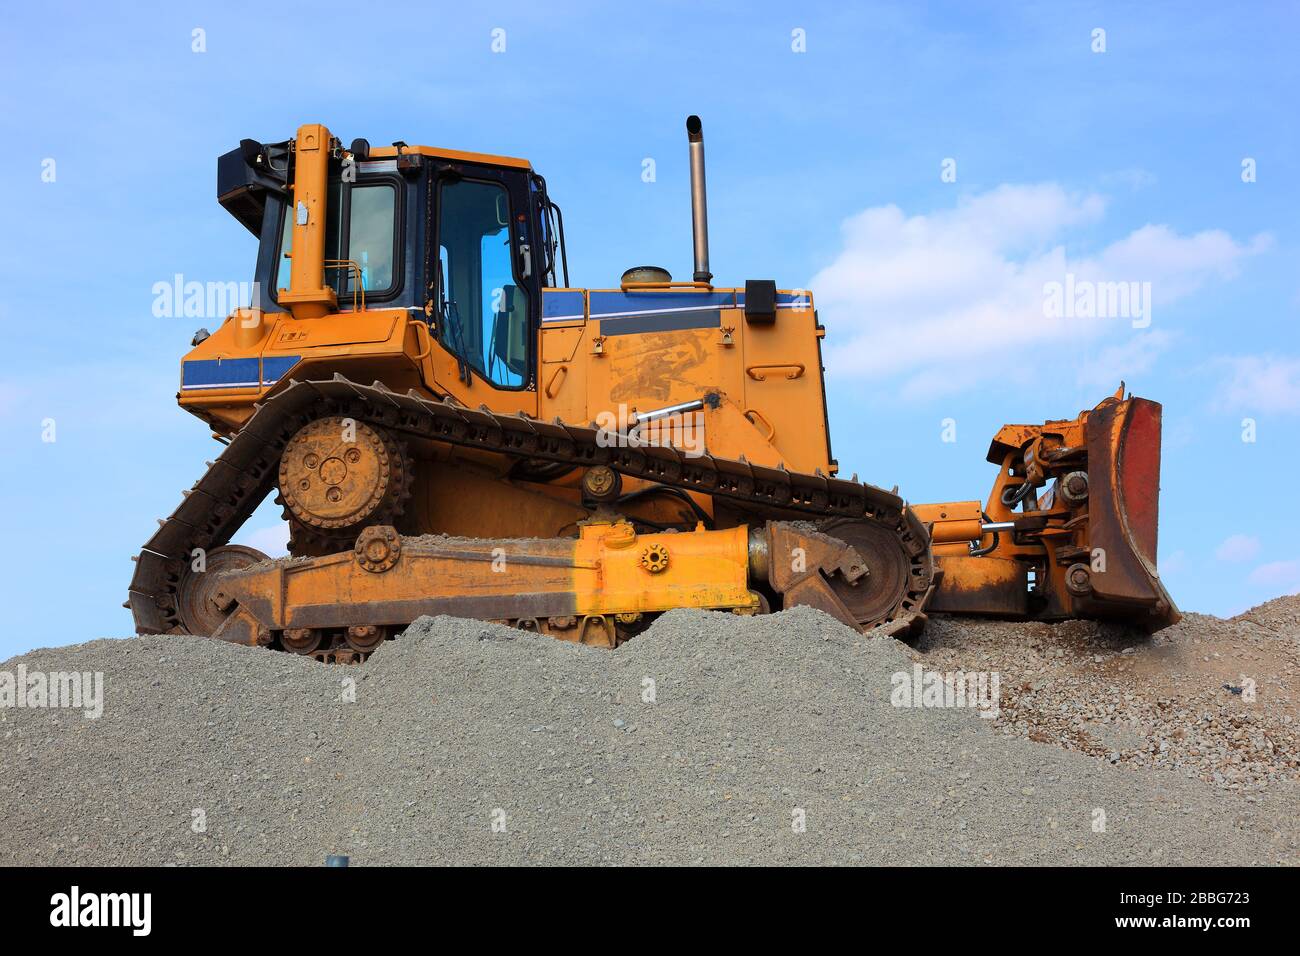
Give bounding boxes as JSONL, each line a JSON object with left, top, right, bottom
{"left": 918, "top": 599, "right": 1300, "bottom": 792}
{"left": 2, "top": 602, "right": 1297, "bottom": 866}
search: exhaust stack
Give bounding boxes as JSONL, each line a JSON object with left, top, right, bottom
{"left": 686, "top": 115, "right": 712, "bottom": 284}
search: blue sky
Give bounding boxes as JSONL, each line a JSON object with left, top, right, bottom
{"left": 1, "top": 1, "right": 1296, "bottom": 658}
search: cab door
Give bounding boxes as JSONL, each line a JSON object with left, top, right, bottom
{"left": 428, "top": 166, "right": 539, "bottom": 416}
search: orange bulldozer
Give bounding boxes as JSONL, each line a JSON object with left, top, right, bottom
{"left": 128, "top": 118, "right": 1177, "bottom": 661}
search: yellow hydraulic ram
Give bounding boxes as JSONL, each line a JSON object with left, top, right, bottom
{"left": 277, "top": 123, "right": 337, "bottom": 319}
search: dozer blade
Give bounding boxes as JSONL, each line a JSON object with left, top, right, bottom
{"left": 916, "top": 389, "right": 1179, "bottom": 632}
{"left": 1077, "top": 395, "right": 1177, "bottom": 627}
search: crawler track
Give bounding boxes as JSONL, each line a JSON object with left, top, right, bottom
{"left": 128, "top": 375, "right": 934, "bottom": 636}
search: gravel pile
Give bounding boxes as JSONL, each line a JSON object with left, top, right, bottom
{"left": 919, "top": 597, "right": 1300, "bottom": 792}
{"left": 2, "top": 604, "right": 1298, "bottom": 866}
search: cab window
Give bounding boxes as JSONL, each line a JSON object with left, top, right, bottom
{"left": 436, "top": 179, "right": 530, "bottom": 388}
{"left": 274, "top": 180, "right": 397, "bottom": 301}
{"left": 346, "top": 184, "right": 396, "bottom": 293}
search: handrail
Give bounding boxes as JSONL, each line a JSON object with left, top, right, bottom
{"left": 545, "top": 365, "right": 568, "bottom": 399}
{"left": 408, "top": 319, "right": 433, "bottom": 360}
{"left": 746, "top": 363, "right": 805, "bottom": 381}
{"left": 744, "top": 408, "right": 777, "bottom": 442}
{"left": 619, "top": 280, "right": 714, "bottom": 292}
{"left": 323, "top": 259, "right": 367, "bottom": 312}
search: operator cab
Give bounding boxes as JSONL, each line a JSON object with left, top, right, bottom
{"left": 217, "top": 133, "right": 569, "bottom": 393}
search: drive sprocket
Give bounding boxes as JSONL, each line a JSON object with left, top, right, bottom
{"left": 277, "top": 416, "right": 412, "bottom": 555}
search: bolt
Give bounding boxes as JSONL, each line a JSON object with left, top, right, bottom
{"left": 582, "top": 465, "right": 620, "bottom": 500}
{"left": 1066, "top": 563, "right": 1092, "bottom": 596}
{"left": 1061, "top": 471, "right": 1089, "bottom": 505}
{"left": 208, "top": 590, "right": 236, "bottom": 613}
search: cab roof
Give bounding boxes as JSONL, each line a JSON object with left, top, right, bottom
{"left": 369, "top": 144, "right": 532, "bottom": 170}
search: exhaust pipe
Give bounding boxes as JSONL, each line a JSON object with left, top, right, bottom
{"left": 686, "top": 115, "right": 712, "bottom": 284}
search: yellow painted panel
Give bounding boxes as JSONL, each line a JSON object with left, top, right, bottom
{"left": 738, "top": 305, "right": 832, "bottom": 475}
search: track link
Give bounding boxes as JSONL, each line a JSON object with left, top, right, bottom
{"left": 128, "top": 375, "right": 934, "bottom": 635}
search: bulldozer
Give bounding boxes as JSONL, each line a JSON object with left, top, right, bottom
{"left": 127, "top": 118, "right": 1179, "bottom": 661}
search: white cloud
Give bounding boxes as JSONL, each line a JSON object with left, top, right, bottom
{"left": 1213, "top": 355, "right": 1300, "bottom": 414}
{"left": 1215, "top": 534, "right": 1260, "bottom": 563}
{"left": 810, "top": 184, "right": 1270, "bottom": 398}
{"left": 1248, "top": 559, "right": 1300, "bottom": 593}
{"left": 1093, "top": 226, "right": 1269, "bottom": 301}
{"left": 1076, "top": 330, "right": 1174, "bottom": 389}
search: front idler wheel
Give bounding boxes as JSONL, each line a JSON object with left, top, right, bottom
{"left": 175, "top": 544, "right": 269, "bottom": 635}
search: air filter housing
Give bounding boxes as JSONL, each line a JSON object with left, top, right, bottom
{"left": 621, "top": 266, "right": 672, "bottom": 285}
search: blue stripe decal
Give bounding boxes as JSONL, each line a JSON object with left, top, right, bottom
{"left": 588, "top": 290, "right": 736, "bottom": 318}
{"left": 182, "top": 358, "right": 260, "bottom": 390}
{"left": 262, "top": 355, "right": 301, "bottom": 385}
{"left": 540, "top": 289, "right": 808, "bottom": 332}
{"left": 542, "top": 290, "right": 585, "bottom": 323}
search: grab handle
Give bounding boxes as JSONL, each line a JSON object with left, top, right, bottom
{"left": 746, "top": 363, "right": 804, "bottom": 381}
{"left": 744, "top": 408, "right": 777, "bottom": 442}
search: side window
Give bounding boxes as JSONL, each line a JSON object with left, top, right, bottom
{"left": 274, "top": 180, "right": 394, "bottom": 299}
{"left": 274, "top": 207, "right": 293, "bottom": 293}
{"left": 346, "top": 184, "right": 396, "bottom": 293}
{"left": 437, "top": 179, "right": 530, "bottom": 388}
